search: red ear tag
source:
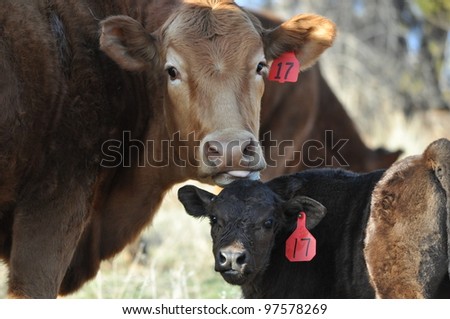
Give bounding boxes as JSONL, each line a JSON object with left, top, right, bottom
{"left": 268, "top": 52, "right": 300, "bottom": 83}
{"left": 285, "top": 212, "right": 316, "bottom": 262}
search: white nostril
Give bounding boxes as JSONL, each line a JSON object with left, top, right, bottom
{"left": 219, "top": 251, "right": 228, "bottom": 266}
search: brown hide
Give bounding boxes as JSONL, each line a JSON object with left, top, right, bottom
{"left": 364, "top": 138, "right": 450, "bottom": 298}
{"left": 256, "top": 12, "right": 401, "bottom": 181}
{"left": 260, "top": 66, "right": 402, "bottom": 180}
{"left": 0, "top": 0, "right": 335, "bottom": 297}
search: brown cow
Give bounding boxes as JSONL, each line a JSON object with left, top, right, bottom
{"left": 364, "top": 138, "right": 450, "bottom": 298}
{"left": 0, "top": 0, "right": 335, "bottom": 298}
{"left": 256, "top": 12, "right": 401, "bottom": 180}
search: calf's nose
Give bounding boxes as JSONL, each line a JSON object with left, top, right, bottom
{"left": 217, "top": 247, "right": 247, "bottom": 272}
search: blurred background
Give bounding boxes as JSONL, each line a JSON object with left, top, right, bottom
{"left": 1, "top": 0, "right": 449, "bottom": 298}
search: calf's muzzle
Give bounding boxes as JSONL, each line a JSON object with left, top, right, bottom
{"left": 214, "top": 243, "right": 251, "bottom": 285}
{"left": 216, "top": 247, "right": 248, "bottom": 273}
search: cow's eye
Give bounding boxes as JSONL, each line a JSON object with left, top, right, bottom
{"left": 256, "top": 62, "right": 267, "bottom": 75}
{"left": 263, "top": 218, "right": 274, "bottom": 229}
{"left": 166, "top": 66, "right": 179, "bottom": 80}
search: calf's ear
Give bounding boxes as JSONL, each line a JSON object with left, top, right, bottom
{"left": 283, "top": 196, "right": 327, "bottom": 229}
{"left": 263, "top": 14, "right": 336, "bottom": 70}
{"left": 178, "top": 185, "right": 216, "bottom": 218}
{"left": 100, "top": 15, "right": 159, "bottom": 71}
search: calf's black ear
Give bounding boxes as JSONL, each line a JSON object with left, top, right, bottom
{"left": 178, "top": 185, "right": 216, "bottom": 218}
{"left": 283, "top": 196, "right": 327, "bottom": 229}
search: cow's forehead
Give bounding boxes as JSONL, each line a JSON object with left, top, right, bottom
{"left": 161, "top": 2, "right": 263, "bottom": 65}
{"left": 215, "top": 196, "right": 273, "bottom": 211}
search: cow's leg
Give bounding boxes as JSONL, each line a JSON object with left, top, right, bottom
{"left": 7, "top": 181, "right": 90, "bottom": 298}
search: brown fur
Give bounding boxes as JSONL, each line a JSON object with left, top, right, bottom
{"left": 0, "top": 0, "right": 335, "bottom": 297}
{"left": 364, "top": 138, "right": 450, "bottom": 298}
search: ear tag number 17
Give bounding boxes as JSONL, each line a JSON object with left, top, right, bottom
{"left": 285, "top": 212, "right": 316, "bottom": 262}
{"left": 268, "top": 52, "right": 300, "bottom": 83}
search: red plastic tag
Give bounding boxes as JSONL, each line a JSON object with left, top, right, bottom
{"left": 268, "top": 52, "right": 300, "bottom": 83}
{"left": 285, "top": 212, "right": 316, "bottom": 262}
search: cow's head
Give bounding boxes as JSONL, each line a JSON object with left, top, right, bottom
{"left": 178, "top": 179, "right": 326, "bottom": 285}
{"left": 99, "top": 0, "right": 336, "bottom": 186}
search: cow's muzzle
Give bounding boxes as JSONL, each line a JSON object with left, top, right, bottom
{"left": 200, "top": 129, "right": 266, "bottom": 186}
{"left": 215, "top": 245, "right": 250, "bottom": 285}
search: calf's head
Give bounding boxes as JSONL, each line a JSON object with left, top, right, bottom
{"left": 99, "top": 0, "right": 336, "bottom": 186}
{"left": 178, "top": 179, "right": 326, "bottom": 285}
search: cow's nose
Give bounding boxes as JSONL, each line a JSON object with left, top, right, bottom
{"left": 203, "top": 138, "right": 258, "bottom": 167}
{"left": 217, "top": 248, "right": 247, "bottom": 272}
{"left": 200, "top": 129, "right": 266, "bottom": 186}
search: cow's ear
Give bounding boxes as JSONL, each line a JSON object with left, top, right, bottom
{"left": 100, "top": 15, "right": 158, "bottom": 72}
{"left": 178, "top": 185, "right": 216, "bottom": 218}
{"left": 283, "top": 196, "right": 327, "bottom": 229}
{"left": 263, "top": 14, "right": 336, "bottom": 70}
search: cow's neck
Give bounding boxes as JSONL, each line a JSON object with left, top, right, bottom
{"left": 92, "top": 98, "right": 193, "bottom": 254}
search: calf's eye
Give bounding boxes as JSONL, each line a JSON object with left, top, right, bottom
{"left": 263, "top": 218, "right": 274, "bottom": 229}
{"left": 209, "top": 215, "right": 218, "bottom": 225}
